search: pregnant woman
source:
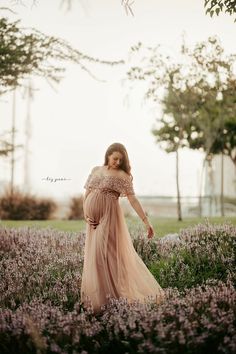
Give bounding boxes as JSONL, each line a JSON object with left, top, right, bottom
{"left": 80, "top": 142, "right": 165, "bottom": 314}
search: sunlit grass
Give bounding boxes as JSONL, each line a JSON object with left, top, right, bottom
{"left": 0, "top": 219, "right": 86, "bottom": 233}
{"left": 146, "top": 216, "right": 236, "bottom": 237}
{"left": 1, "top": 216, "right": 235, "bottom": 237}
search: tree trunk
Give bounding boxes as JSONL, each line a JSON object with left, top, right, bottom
{"left": 207, "top": 156, "right": 215, "bottom": 216}
{"left": 198, "top": 157, "right": 206, "bottom": 217}
{"left": 23, "top": 79, "right": 32, "bottom": 194}
{"left": 10, "top": 89, "right": 16, "bottom": 195}
{"left": 220, "top": 152, "right": 225, "bottom": 216}
{"left": 229, "top": 153, "right": 236, "bottom": 169}
{"left": 176, "top": 149, "right": 182, "bottom": 221}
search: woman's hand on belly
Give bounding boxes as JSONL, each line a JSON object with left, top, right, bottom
{"left": 85, "top": 215, "right": 99, "bottom": 229}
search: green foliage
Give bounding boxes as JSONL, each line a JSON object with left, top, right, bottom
{"left": 149, "top": 222, "right": 235, "bottom": 291}
{"left": 205, "top": 0, "right": 236, "bottom": 22}
{"left": 0, "top": 17, "right": 64, "bottom": 92}
{"left": 185, "top": 38, "right": 236, "bottom": 163}
{"left": 0, "top": 17, "right": 124, "bottom": 94}
{"left": 151, "top": 85, "right": 196, "bottom": 153}
{"left": 1, "top": 216, "right": 236, "bottom": 236}
{"left": 127, "top": 37, "right": 236, "bottom": 166}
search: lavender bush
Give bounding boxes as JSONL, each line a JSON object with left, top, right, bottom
{"left": 133, "top": 221, "right": 236, "bottom": 290}
{"left": 0, "top": 226, "right": 85, "bottom": 310}
{"left": 0, "top": 280, "right": 235, "bottom": 354}
{"left": 0, "top": 221, "right": 235, "bottom": 353}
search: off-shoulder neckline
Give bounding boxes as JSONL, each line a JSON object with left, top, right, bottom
{"left": 91, "top": 174, "right": 130, "bottom": 181}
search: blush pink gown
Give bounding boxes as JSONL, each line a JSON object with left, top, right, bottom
{"left": 80, "top": 169, "right": 165, "bottom": 314}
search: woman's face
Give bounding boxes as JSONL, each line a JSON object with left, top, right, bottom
{"left": 108, "top": 151, "right": 123, "bottom": 169}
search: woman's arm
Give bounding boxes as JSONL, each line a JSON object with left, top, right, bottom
{"left": 127, "top": 194, "right": 154, "bottom": 238}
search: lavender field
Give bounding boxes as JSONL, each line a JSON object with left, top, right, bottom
{"left": 0, "top": 221, "right": 235, "bottom": 354}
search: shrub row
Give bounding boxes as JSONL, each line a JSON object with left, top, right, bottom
{"left": 0, "top": 187, "right": 85, "bottom": 220}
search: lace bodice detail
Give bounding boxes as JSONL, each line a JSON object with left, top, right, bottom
{"left": 83, "top": 172, "right": 135, "bottom": 198}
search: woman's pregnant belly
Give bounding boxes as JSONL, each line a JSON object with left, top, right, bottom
{"left": 84, "top": 189, "right": 119, "bottom": 229}
{"left": 84, "top": 190, "right": 108, "bottom": 229}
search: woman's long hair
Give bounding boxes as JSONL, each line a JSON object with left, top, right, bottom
{"left": 103, "top": 143, "right": 133, "bottom": 181}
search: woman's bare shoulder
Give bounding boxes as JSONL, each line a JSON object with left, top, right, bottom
{"left": 119, "top": 170, "right": 132, "bottom": 180}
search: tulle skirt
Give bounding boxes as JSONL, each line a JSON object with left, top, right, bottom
{"left": 80, "top": 189, "right": 165, "bottom": 313}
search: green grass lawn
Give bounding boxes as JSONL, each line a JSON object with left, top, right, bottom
{"left": 1, "top": 216, "right": 235, "bottom": 238}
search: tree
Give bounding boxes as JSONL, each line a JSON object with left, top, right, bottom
{"left": 127, "top": 51, "right": 188, "bottom": 220}
{"left": 185, "top": 86, "right": 224, "bottom": 215}
{"left": 0, "top": 17, "right": 124, "bottom": 95}
{"left": 0, "top": 15, "right": 124, "bottom": 190}
{"left": 126, "top": 36, "right": 236, "bottom": 218}
{"left": 185, "top": 37, "right": 236, "bottom": 215}
{"left": 211, "top": 80, "right": 236, "bottom": 167}
{"left": 151, "top": 115, "right": 184, "bottom": 221}
{"left": 204, "top": 0, "right": 236, "bottom": 22}
{"left": 151, "top": 81, "right": 196, "bottom": 221}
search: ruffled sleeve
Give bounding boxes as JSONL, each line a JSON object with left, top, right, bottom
{"left": 83, "top": 166, "right": 99, "bottom": 191}
{"left": 83, "top": 173, "right": 93, "bottom": 191}
{"left": 119, "top": 177, "right": 135, "bottom": 198}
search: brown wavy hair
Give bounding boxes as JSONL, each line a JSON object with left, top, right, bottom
{"left": 103, "top": 143, "right": 133, "bottom": 181}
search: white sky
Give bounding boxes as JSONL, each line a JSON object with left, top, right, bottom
{"left": 0, "top": 0, "right": 236, "bottom": 200}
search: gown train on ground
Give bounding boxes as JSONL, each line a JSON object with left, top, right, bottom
{"left": 80, "top": 170, "right": 165, "bottom": 313}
